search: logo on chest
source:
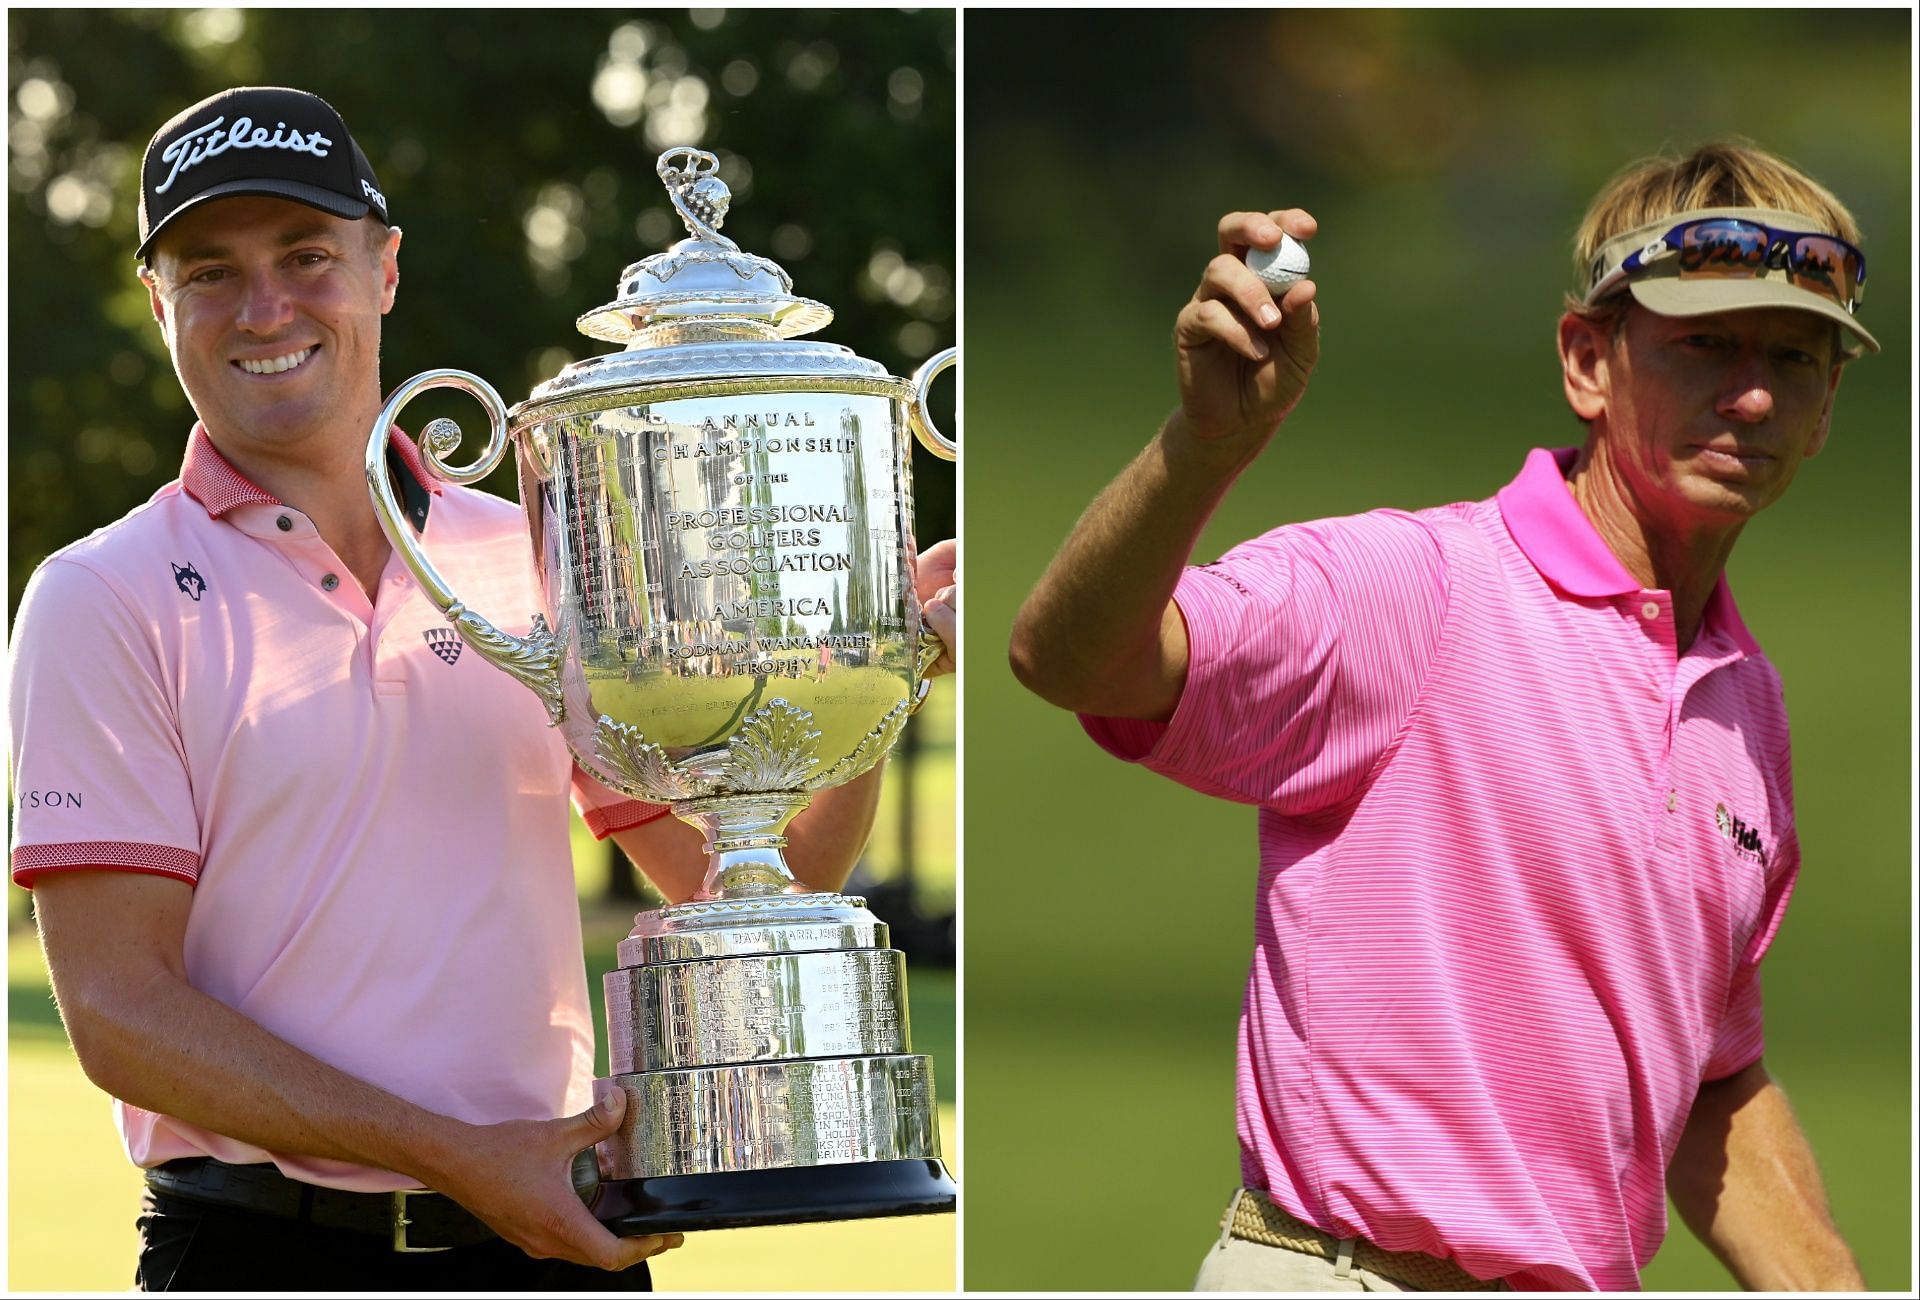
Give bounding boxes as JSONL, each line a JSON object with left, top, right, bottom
{"left": 1713, "top": 802, "right": 1771, "bottom": 867}
{"left": 423, "top": 627, "right": 464, "bottom": 666}
{"left": 172, "top": 561, "right": 207, "bottom": 602}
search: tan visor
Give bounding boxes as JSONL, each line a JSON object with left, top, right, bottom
{"left": 1585, "top": 207, "right": 1878, "bottom": 356}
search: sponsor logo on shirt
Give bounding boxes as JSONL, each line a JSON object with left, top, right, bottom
{"left": 21, "top": 789, "right": 82, "bottom": 810}
{"left": 423, "top": 626, "right": 463, "bottom": 666}
{"left": 1193, "top": 561, "right": 1254, "bottom": 598}
{"left": 1714, "top": 802, "right": 1770, "bottom": 867}
{"left": 172, "top": 561, "right": 207, "bottom": 602}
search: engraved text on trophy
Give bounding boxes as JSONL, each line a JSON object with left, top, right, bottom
{"left": 551, "top": 390, "right": 914, "bottom": 765}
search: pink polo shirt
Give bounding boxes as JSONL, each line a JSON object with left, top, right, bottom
{"left": 1084, "top": 448, "right": 1799, "bottom": 1291}
{"left": 9, "top": 425, "right": 666, "bottom": 1192}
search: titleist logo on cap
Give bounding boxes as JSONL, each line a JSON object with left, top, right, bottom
{"left": 155, "top": 115, "right": 335, "bottom": 195}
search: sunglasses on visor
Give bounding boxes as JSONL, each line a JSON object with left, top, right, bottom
{"left": 1587, "top": 218, "right": 1866, "bottom": 315}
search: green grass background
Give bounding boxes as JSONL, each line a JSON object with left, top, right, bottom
{"left": 961, "top": 11, "right": 1911, "bottom": 1292}
{"left": 7, "top": 692, "right": 954, "bottom": 1293}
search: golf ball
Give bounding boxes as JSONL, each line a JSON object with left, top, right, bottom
{"left": 1246, "top": 233, "right": 1311, "bottom": 293}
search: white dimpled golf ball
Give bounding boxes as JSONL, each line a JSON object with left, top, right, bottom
{"left": 1246, "top": 233, "right": 1311, "bottom": 293}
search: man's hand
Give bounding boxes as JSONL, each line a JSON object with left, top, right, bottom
{"left": 34, "top": 869, "right": 681, "bottom": 1274}
{"left": 1174, "top": 210, "right": 1321, "bottom": 457}
{"left": 423, "top": 1086, "right": 682, "bottom": 1271}
{"left": 915, "top": 537, "right": 957, "bottom": 678}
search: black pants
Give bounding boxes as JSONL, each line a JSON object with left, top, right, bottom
{"left": 136, "top": 1190, "right": 653, "bottom": 1292}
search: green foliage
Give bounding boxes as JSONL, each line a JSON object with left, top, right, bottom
{"left": 8, "top": 9, "right": 955, "bottom": 610}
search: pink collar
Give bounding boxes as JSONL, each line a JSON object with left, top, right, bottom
{"left": 179, "top": 422, "right": 442, "bottom": 517}
{"left": 1497, "top": 447, "right": 1760, "bottom": 656}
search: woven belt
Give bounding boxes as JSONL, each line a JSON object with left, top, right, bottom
{"left": 1227, "top": 1188, "right": 1501, "bottom": 1292}
{"left": 145, "top": 1158, "right": 494, "bottom": 1253}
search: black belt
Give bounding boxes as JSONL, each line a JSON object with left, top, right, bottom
{"left": 145, "top": 1158, "right": 494, "bottom": 1253}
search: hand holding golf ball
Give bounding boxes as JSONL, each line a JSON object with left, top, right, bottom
{"left": 1172, "top": 209, "right": 1322, "bottom": 450}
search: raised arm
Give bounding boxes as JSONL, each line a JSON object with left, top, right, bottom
{"left": 32, "top": 869, "right": 678, "bottom": 1270}
{"left": 1667, "top": 1060, "right": 1863, "bottom": 1289}
{"left": 1008, "top": 209, "right": 1322, "bottom": 722}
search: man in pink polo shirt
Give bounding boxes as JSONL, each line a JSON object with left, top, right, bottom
{"left": 8, "top": 86, "right": 955, "bottom": 1292}
{"left": 1011, "top": 143, "right": 1871, "bottom": 1291}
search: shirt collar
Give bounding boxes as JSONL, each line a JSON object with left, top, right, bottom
{"left": 178, "top": 422, "right": 443, "bottom": 518}
{"left": 1497, "top": 446, "right": 1761, "bottom": 657}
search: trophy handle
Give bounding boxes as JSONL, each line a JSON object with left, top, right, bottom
{"left": 367, "top": 369, "right": 567, "bottom": 725}
{"left": 916, "top": 631, "right": 947, "bottom": 681}
{"left": 907, "top": 347, "right": 957, "bottom": 461}
{"left": 909, "top": 630, "right": 947, "bottom": 716}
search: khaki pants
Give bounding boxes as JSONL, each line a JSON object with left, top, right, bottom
{"left": 1195, "top": 1235, "right": 1421, "bottom": 1292}
{"left": 1193, "top": 1191, "right": 1509, "bottom": 1292}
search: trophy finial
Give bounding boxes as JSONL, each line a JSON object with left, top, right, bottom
{"left": 657, "top": 146, "right": 737, "bottom": 249}
{"left": 575, "top": 146, "right": 832, "bottom": 345}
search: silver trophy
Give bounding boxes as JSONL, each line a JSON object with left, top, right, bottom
{"left": 366, "top": 147, "right": 955, "bottom": 1233}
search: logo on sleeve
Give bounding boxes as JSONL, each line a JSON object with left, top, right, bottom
{"left": 423, "top": 627, "right": 463, "bottom": 666}
{"left": 1193, "top": 562, "right": 1253, "bottom": 598}
{"left": 1714, "top": 802, "right": 1771, "bottom": 867}
{"left": 172, "top": 562, "right": 207, "bottom": 602}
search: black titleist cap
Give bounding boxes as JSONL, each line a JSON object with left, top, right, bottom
{"left": 136, "top": 86, "right": 389, "bottom": 262}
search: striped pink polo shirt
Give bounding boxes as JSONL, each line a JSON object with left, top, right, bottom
{"left": 1084, "top": 447, "right": 1799, "bottom": 1291}
{"left": 9, "top": 425, "right": 665, "bottom": 1191}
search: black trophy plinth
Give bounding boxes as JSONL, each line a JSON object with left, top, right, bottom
{"left": 594, "top": 1160, "right": 957, "bottom": 1236}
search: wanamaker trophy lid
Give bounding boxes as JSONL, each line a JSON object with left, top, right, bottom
{"left": 518, "top": 147, "right": 887, "bottom": 414}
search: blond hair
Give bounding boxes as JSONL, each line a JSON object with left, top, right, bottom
{"left": 1564, "top": 140, "right": 1863, "bottom": 326}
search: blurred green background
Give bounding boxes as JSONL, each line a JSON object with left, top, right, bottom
{"left": 7, "top": 6, "right": 954, "bottom": 1291}
{"left": 962, "top": 10, "right": 1911, "bottom": 1293}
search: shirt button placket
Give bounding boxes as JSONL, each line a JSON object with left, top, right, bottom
{"left": 321, "top": 573, "right": 340, "bottom": 592}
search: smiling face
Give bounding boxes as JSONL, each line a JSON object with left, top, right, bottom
{"left": 1561, "top": 304, "right": 1843, "bottom": 533}
{"left": 142, "top": 195, "right": 399, "bottom": 462}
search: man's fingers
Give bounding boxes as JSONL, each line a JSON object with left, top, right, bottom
{"left": 913, "top": 537, "right": 957, "bottom": 599}
{"left": 1217, "top": 210, "right": 1281, "bottom": 255}
{"left": 596, "top": 1226, "right": 685, "bottom": 1270}
{"left": 1274, "top": 281, "right": 1321, "bottom": 359}
{"left": 635, "top": 1232, "right": 686, "bottom": 1258}
{"left": 548, "top": 1194, "right": 658, "bottom": 1271}
{"left": 1268, "top": 208, "right": 1317, "bottom": 242}
{"left": 923, "top": 585, "right": 956, "bottom": 676}
{"left": 532, "top": 1172, "right": 687, "bottom": 1271}
{"left": 577, "top": 1081, "right": 628, "bottom": 1143}
{"left": 1217, "top": 208, "right": 1318, "bottom": 255}
{"left": 1198, "top": 253, "right": 1283, "bottom": 329}
{"left": 1177, "top": 298, "right": 1268, "bottom": 363}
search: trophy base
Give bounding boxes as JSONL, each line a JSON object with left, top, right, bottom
{"left": 594, "top": 1159, "right": 957, "bottom": 1235}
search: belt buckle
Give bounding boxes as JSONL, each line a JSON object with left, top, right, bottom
{"left": 391, "top": 1188, "right": 451, "bottom": 1254}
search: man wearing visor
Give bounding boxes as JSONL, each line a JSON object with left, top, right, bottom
{"left": 1011, "top": 142, "right": 1872, "bottom": 1290}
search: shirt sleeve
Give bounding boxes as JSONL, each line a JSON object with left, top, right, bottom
{"left": 1080, "top": 508, "right": 1450, "bottom": 817}
{"left": 570, "top": 763, "right": 672, "bottom": 840}
{"left": 9, "top": 558, "right": 202, "bottom": 888}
